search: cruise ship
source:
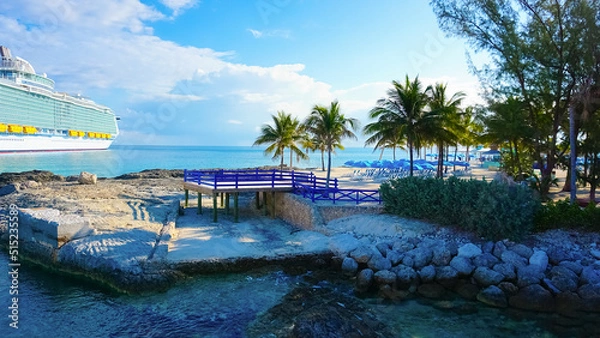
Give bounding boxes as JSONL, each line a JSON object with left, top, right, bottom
{"left": 0, "top": 46, "right": 119, "bottom": 152}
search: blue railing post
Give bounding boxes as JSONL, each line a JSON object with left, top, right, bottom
{"left": 184, "top": 169, "right": 188, "bottom": 182}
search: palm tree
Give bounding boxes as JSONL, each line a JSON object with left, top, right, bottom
{"left": 363, "top": 113, "right": 407, "bottom": 160}
{"left": 253, "top": 111, "right": 306, "bottom": 171}
{"left": 424, "top": 83, "right": 466, "bottom": 178}
{"left": 304, "top": 101, "right": 359, "bottom": 189}
{"left": 367, "top": 76, "right": 429, "bottom": 176}
{"left": 457, "top": 106, "right": 485, "bottom": 165}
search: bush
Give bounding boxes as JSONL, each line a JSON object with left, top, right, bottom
{"left": 380, "top": 176, "right": 541, "bottom": 241}
{"left": 534, "top": 199, "right": 600, "bottom": 231}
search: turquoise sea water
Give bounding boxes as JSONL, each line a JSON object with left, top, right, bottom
{"left": 0, "top": 145, "right": 393, "bottom": 177}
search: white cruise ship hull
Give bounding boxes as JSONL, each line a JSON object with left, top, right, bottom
{"left": 0, "top": 134, "right": 114, "bottom": 152}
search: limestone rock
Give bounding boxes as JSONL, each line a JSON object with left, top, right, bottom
{"left": 386, "top": 250, "right": 403, "bottom": 266}
{"left": 501, "top": 250, "right": 528, "bottom": 269}
{"left": 472, "top": 253, "right": 499, "bottom": 268}
{"left": 20, "top": 180, "right": 39, "bottom": 189}
{"left": 556, "top": 291, "right": 584, "bottom": 317}
{"left": 350, "top": 246, "right": 375, "bottom": 264}
{"left": 19, "top": 208, "right": 94, "bottom": 248}
{"left": 482, "top": 241, "right": 495, "bottom": 254}
{"left": 418, "top": 265, "right": 436, "bottom": 284}
{"left": 548, "top": 266, "right": 578, "bottom": 292}
{"left": 78, "top": 171, "right": 97, "bottom": 185}
{"left": 449, "top": 256, "right": 475, "bottom": 276}
{"left": 393, "top": 265, "right": 417, "bottom": 287}
{"left": 477, "top": 285, "right": 508, "bottom": 308}
{"left": 509, "top": 284, "right": 556, "bottom": 312}
{"left": 559, "top": 260, "right": 583, "bottom": 275}
{"left": 374, "top": 270, "right": 397, "bottom": 286}
{"left": 516, "top": 265, "right": 544, "bottom": 288}
{"left": 546, "top": 246, "right": 571, "bottom": 265}
{"left": 355, "top": 269, "right": 374, "bottom": 292}
{"left": 510, "top": 243, "right": 534, "bottom": 259}
{"left": 454, "top": 280, "right": 480, "bottom": 300}
{"left": 435, "top": 266, "right": 460, "bottom": 288}
{"left": 431, "top": 241, "right": 457, "bottom": 266}
{"left": 498, "top": 282, "right": 519, "bottom": 296}
{"left": 580, "top": 265, "right": 600, "bottom": 285}
{"left": 577, "top": 284, "right": 600, "bottom": 312}
{"left": 493, "top": 263, "right": 516, "bottom": 280}
{"left": 473, "top": 266, "right": 504, "bottom": 286}
{"left": 529, "top": 250, "right": 549, "bottom": 273}
{"left": 492, "top": 241, "right": 507, "bottom": 259}
{"left": 591, "top": 248, "right": 600, "bottom": 260}
{"left": 405, "top": 246, "right": 433, "bottom": 269}
{"left": 341, "top": 257, "right": 358, "bottom": 276}
{"left": 375, "top": 242, "right": 391, "bottom": 256}
{"left": 392, "top": 239, "right": 414, "bottom": 253}
{"left": 401, "top": 255, "right": 414, "bottom": 268}
{"left": 367, "top": 254, "right": 391, "bottom": 271}
{"left": 329, "top": 234, "right": 360, "bottom": 256}
{"left": 458, "top": 243, "right": 482, "bottom": 258}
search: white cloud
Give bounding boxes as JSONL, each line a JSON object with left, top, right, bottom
{"left": 247, "top": 28, "right": 291, "bottom": 39}
{"left": 227, "top": 119, "right": 243, "bottom": 125}
{"left": 160, "top": 0, "right": 198, "bottom": 17}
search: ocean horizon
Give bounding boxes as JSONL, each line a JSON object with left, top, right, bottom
{"left": 0, "top": 144, "right": 402, "bottom": 178}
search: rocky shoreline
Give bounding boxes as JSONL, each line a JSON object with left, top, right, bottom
{"left": 0, "top": 169, "right": 599, "bottom": 317}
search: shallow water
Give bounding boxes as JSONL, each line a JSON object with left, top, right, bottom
{"left": 0, "top": 252, "right": 597, "bottom": 337}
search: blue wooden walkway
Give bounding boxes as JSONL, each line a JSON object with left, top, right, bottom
{"left": 182, "top": 169, "right": 381, "bottom": 222}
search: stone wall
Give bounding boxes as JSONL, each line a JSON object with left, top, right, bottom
{"left": 268, "top": 193, "right": 383, "bottom": 230}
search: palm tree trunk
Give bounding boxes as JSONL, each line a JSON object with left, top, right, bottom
{"left": 437, "top": 141, "right": 444, "bottom": 178}
{"left": 326, "top": 147, "right": 332, "bottom": 191}
{"left": 408, "top": 138, "right": 414, "bottom": 176}
{"left": 321, "top": 150, "right": 325, "bottom": 171}
{"left": 289, "top": 147, "right": 293, "bottom": 169}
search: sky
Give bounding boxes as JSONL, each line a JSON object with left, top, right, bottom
{"left": 0, "top": 0, "right": 485, "bottom": 147}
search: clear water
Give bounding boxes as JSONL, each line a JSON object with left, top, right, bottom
{"left": 1, "top": 252, "right": 597, "bottom": 337}
{"left": 0, "top": 145, "right": 395, "bottom": 177}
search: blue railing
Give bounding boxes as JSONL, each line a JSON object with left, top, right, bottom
{"left": 183, "top": 169, "right": 381, "bottom": 205}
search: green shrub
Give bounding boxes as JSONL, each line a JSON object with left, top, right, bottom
{"left": 534, "top": 199, "right": 600, "bottom": 231}
{"left": 380, "top": 177, "right": 540, "bottom": 241}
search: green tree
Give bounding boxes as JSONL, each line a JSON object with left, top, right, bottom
{"left": 363, "top": 112, "right": 407, "bottom": 161}
{"left": 457, "top": 106, "right": 485, "bottom": 166}
{"left": 366, "top": 76, "right": 429, "bottom": 176}
{"left": 431, "top": 0, "right": 600, "bottom": 196}
{"left": 424, "top": 83, "right": 466, "bottom": 178}
{"left": 253, "top": 111, "right": 306, "bottom": 171}
{"left": 304, "top": 101, "right": 359, "bottom": 189}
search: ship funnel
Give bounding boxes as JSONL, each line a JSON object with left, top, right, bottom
{"left": 0, "top": 46, "right": 12, "bottom": 60}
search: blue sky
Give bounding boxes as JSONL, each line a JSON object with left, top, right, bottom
{"left": 0, "top": 0, "right": 484, "bottom": 147}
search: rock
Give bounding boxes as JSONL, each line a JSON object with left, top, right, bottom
{"left": 509, "top": 284, "right": 556, "bottom": 312}
{"left": 19, "top": 208, "right": 94, "bottom": 248}
{"left": 498, "top": 282, "right": 519, "bottom": 296}
{"left": 367, "top": 254, "right": 391, "bottom": 271}
{"left": 435, "top": 266, "right": 460, "bottom": 288}
{"left": 477, "top": 285, "right": 508, "bottom": 308}
{"left": 482, "top": 241, "right": 495, "bottom": 254}
{"left": 472, "top": 253, "right": 499, "bottom": 268}
{"left": 492, "top": 241, "right": 507, "bottom": 259}
{"left": 329, "top": 234, "right": 360, "bottom": 256}
{"left": 591, "top": 248, "right": 600, "bottom": 260}
{"left": 401, "top": 255, "right": 414, "bottom": 268}
{"left": 392, "top": 239, "right": 414, "bottom": 253}
{"left": 546, "top": 247, "right": 571, "bottom": 265}
{"left": 548, "top": 266, "right": 578, "bottom": 292}
{"left": 375, "top": 242, "right": 390, "bottom": 256}
{"left": 473, "top": 267, "right": 504, "bottom": 286}
{"left": 374, "top": 270, "right": 397, "bottom": 286}
{"left": 356, "top": 269, "right": 374, "bottom": 292}
{"left": 556, "top": 291, "right": 584, "bottom": 317}
{"left": 516, "top": 265, "right": 544, "bottom": 288}
{"left": 431, "top": 241, "right": 457, "bottom": 266}
{"left": 510, "top": 243, "right": 534, "bottom": 259}
{"left": 418, "top": 265, "right": 436, "bottom": 284}
{"left": 20, "top": 180, "right": 39, "bottom": 189}
{"left": 458, "top": 243, "right": 482, "bottom": 258}
{"left": 78, "top": 171, "right": 97, "bottom": 185}
{"left": 418, "top": 283, "right": 446, "bottom": 299}
{"left": 559, "top": 260, "right": 583, "bottom": 275}
{"left": 493, "top": 263, "right": 516, "bottom": 280}
{"left": 386, "top": 250, "right": 403, "bottom": 266}
{"left": 577, "top": 284, "right": 600, "bottom": 312}
{"left": 580, "top": 266, "right": 600, "bottom": 285}
{"left": 65, "top": 175, "right": 79, "bottom": 182}
{"left": 392, "top": 265, "right": 417, "bottom": 287}
{"left": 529, "top": 250, "right": 549, "bottom": 273}
{"left": 454, "top": 280, "right": 480, "bottom": 300}
{"left": 341, "top": 257, "right": 358, "bottom": 276}
{"left": 542, "top": 278, "right": 562, "bottom": 295}
{"left": 0, "top": 184, "right": 17, "bottom": 196}
{"left": 501, "top": 250, "right": 528, "bottom": 269}
{"left": 449, "top": 256, "right": 475, "bottom": 276}
{"left": 350, "top": 246, "right": 375, "bottom": 264}
{"left": 405, "top": 246, "right": 433, "bottom": 269}
{"left": 0, "top": 170, "right": 64, "bottom": 185}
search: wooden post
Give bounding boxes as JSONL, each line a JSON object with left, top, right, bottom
{"left": 184, "top": 189, "right": 189, "bottom": 207}
{"left": 234, "top": 192, "right": 239, "bottom": 223}
{"left": 197, "top": 192, "right": 202, "bottom": 214}
{"left": 225, "top": 193, "right": 230, "bottom": 214}
{"left": 220, "top": 193, "right": 224, "bottom": 207}
{"left": 263, "top": 192, "right": 268, "bottom": 216}
{"left": 270, "top": 191, "right": 275, "bottom": 218}
{"left": 213, "top": 193, "right": 218, "bottom": 223}
{"left": 256, "top": 192, "right": 260, "bottom": 209}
